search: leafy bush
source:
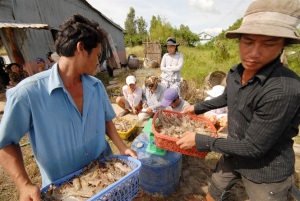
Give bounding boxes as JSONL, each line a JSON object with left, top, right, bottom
{"left": 211, "top": 41, "right": 230, "bottom": 63}
{"left": 286, "top": 44, "right": 300, "bottom": 75}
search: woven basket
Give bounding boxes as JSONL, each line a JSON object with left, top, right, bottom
{"left": 203, "top": 71, "right": 227, "bottom": 90}
{"left": 152, "top": 110, "right": 217, "bottom": 158}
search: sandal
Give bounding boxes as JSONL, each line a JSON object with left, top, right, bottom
{"left": 118, "top": 110, "right": 130, "bottom": 117}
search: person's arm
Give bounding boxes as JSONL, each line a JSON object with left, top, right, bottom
{"left": 181, "top": 91, "right": 227, "bottom": 115}
{"left": 133, "top": 87, "right": 142, "bottom": 107}
{"left": 160, "top": 54, "right": 167, "bottom": 70}
{"left": 0, "top": 144, "right": 40, "bottom": 200}
{"left": 105, "top": 121, "right": 137, "bottom": 158}
{"left": 178, "top": 92, "right": 300, "bottom": 159}
{"left": 141, "top": 85, "right": 148, "bottom": 107}
{"left": 194, "top": 91, "right": 228, "bottom": 114}
{"left": 148, "top": 85, "right": 165, "bottom": 111}
{"left": 150, "top": 103, "right": 163, "bottom": 111}
{"left": 181, "top": 105, "right": 196, "bottom": 114}
{"left": 132, "top": 87, "right": 143, "bottom": 114}
{"left": 163, "top": 53, "right": 184, "bottom": 72}
{"left": 122, "top": 85, "right": 129, "bottom": 100}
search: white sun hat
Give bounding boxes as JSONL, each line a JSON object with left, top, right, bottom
{"left": 126, "top": 75, "right": 136, "bottom": 85}
{"left": 206, "top": 85, "right": 225, "bottom": 98}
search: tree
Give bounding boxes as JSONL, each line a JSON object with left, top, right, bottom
{"left": 136, "top": 16, "right": 148, "bottom": 45}
{"left": 175, "top": 24, "right": 199, "bottom": 46}
{"left": 216, "top": 18, "right": 243, "bottom": 41}
{"left": 124, "top": 9, "right": 200, "bottom": 46}
{"left": 136, "top": 16, "right": 147, "bottom": 36}
{"left": 124, "top": 8, "right": 148, "bottom": 46}
{"left": 124, "top": 7, "right": 136, "bottom": 36}
{"left": 124, "top": 7, "right": 136, "bottom": 46}
{"left": 149, "top": 15, "right": 173, "bottom": 42}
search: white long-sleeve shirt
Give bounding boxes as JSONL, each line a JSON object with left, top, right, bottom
{"left": 160, "top": 52, "right": 184, "bottom": 81}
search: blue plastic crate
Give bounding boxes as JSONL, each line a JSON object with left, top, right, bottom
{"left": 41, "top": 155, "right": 141, "bottom": 201}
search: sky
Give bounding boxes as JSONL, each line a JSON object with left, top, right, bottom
{"left": 86, "top": 0, "right": 254, "bottom": 36}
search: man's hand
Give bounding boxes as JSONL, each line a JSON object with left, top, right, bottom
{"left": 181, "top": 105, "right": 195, "bottom": 114}
{"left": 176, "top": 131, "right": 196, "bottom": 149}
{"left": 121, "top": 148, "right": 138, "bottom": 159}
{"left": 19, "top": 182, "right": 40, "bottom": 201}
{"left": 0, "top": 144, "right": 39, "bottom": 201}
{"left": 132, "top": 107, "right": 138, "bottom": 115}
{"left": 146, "top": 108, "right": 153, "bottom": 114}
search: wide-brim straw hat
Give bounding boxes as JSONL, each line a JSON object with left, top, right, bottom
{"left": 226, "top": 0, "right": 300, "bottom": 44}
{"left": 164, "top": 37, "right": 180, "bottom": 46}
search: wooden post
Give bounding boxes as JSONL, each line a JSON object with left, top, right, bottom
{"left": 107, "top": 34, "right": 121, "bottom": 69}
{"left": 6, "top": 28, "right": 25, "bottom": 65}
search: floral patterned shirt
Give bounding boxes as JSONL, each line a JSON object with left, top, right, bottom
{"left": 9, "top": 70, "right": 29, "bottom": 85}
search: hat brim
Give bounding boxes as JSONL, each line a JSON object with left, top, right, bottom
{"left": 226, "top": 24, "right": 300, "bottom": 44}
{"left": 126, "top": 81, "right": 135, "bottom": 85}
{"left": 206, "top": 91, "right": 217, "bottom": 98}
{"left": 161, "top": 99, "right": 172, "bottom": 107}
{"left": 164, "top": 42, "right": 180, "bottom": 47}
{"left": 206, "top": 90, "right": 224, "bottom": 98}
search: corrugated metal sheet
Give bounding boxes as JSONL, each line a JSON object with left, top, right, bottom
{"left": 0, "top": 22, "right": 48, "bottom": 29}
{"left": 0, "top": 0, "right": 127, "bottom": 69}
{"left": 80, "top": 0, "right": 124, "bottom": 31}
{"left": 0, "top": 1, "right": 13, "bottom": 22}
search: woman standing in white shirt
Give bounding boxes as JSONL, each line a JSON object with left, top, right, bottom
{"left": 160, "top": 37, "right": 184, "bottom": 95}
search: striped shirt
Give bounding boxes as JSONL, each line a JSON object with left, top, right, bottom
{"left": 194, "top": 58, "right": 300, "bottom": 183}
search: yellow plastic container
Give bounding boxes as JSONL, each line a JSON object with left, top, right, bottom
{"left": 116, "top": 119, "right": 137, "bottom": 139}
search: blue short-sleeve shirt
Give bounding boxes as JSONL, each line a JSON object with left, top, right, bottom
{"left": 0, "top": 64, "right": 116, "bottom": 186}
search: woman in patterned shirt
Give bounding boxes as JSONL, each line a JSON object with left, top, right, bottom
{"left": 6, "top": 63, "right": 29, "bottom": 86}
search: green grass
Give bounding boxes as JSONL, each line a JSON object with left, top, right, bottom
{"left": 180, "top": 45, "right": 240, "bottom": 87}
{"left": 125, "top": 46, "right": 145, "bottom": 58}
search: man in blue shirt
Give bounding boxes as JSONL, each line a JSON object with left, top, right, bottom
{"left": 0, "top": 14, "right": 137, "bottom": 200}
